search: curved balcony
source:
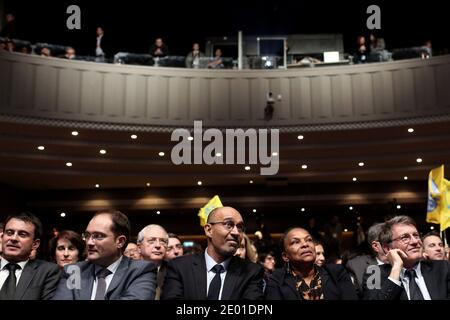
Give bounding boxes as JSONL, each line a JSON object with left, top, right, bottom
{"left": 1, "top": 51, "right": 450, "bottom": 131}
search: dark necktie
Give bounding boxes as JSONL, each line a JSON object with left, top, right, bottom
{"left": 405, "top": 269, "right": 424, "bottom": 300}
{"left": 94, "top": 268, "right": 112, "bottom": 300}
{"left": 207, "top": 264, "right": 224, "bottom": 300}
{"left": 0, "top": 263, "right": 20, "bottom": 300}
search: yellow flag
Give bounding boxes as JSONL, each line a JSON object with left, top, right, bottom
{"left": 198, "top": 195, "right": 223, "bottom": 227}
{"left": 426, "top": 165, "right": 450, "bottom": 231}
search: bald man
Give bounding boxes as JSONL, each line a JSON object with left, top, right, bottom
{"left": 161, "top": 206, "right": 264, "bottom": 300}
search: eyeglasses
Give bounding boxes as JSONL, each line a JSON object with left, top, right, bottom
{"left": 209, "top": 220, "right": 246, "bottom": 233}
{"left": 167, "top": 243, "right": 183, "bottom": 251}
{"left": 145, "top": 237, "right": 169, "bottom": 247}
{"left": 390, "top": 232, "right": 421, "bottom": 244}
{"left": 82, "top": 232, "right": 107, "bottom": 242}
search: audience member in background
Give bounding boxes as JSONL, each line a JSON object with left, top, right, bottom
{"left": 0, "top": 212, "right": 60, "bottom": 300}
{"left": 53, "top": 210, "right": 156, "bottom": 300}
{"left": 208, "top": 48, "right": 224, "bottom": 69}
{"left": 314, "top": 240, "right": 326, "bottom": 267}
{"left": 49, "top": 230, "right": 86, "bottom": 269}
{"left": 235, "top": 233, "right": 258, "bottom": 263}
{"left": 95, "top": 26, "right": 111, "bottom": 61}
{"left": 185, "top": 42, "right": 205, "bottom": 68}
{"left": 265, "top": 227, "right": 358, "bottom": 300}
{"left": 64, "top": 47, "right": 76, "bottom": 60}
{"left": 5, "top": 39, "right": 15, "bottom": 52}
{"left": 346, "top": 222, "right": 388, "bottom": 294}
{"left": 149, "top": 37, "right": 169, "bottom": 58}
{"left": 363, "top": 215, "right": 450, "bottom": 300}
{"left": 259, "top": 252, "right": 276, "bottom": 277}
{"left": 40, "top": 47, "right": 52, "bottom": 57}
{"left": 0, "top": 13, "right": 17, "bottom": 39}
{"left": 354, "top": 35, "right": 368, "bottom": 63}
{"left": 165, "top": 233, "right": 184, "bottom": 260}
{"left": 369, "top": 33, "right": 386, "bottom": 52}
{"left": 421, "top": 40, "right": 433, "bottom": 58}
{"left": 422, "top": 231, "right": 446, "bottom": 261}
{"left": 124, "top": 242, "right": 142, "bottom": 260}
{"left": 137, "top": 224, "right": 168, "bottom": 299}
{"left": 162, "top": 206, "right": 264, "bottom": 300}
{"left": 0, "top": 222, "right": 3, "bottom": 256}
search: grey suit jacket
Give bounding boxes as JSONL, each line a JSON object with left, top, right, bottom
{"left": 161, "top": 253, "right": 264, "bottom": 300}
{"left": 52, "top": 256, "right": 157, "bottom": 300}
{"left": 346, "top": 254, "right": 378, "bottom": 289}
{"left": 9, "top": 259, "right": 61, "bottom": 300}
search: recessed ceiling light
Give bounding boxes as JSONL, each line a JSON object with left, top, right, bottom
{"left": 99, "top": 149, "right": 107, "bottom": 155}
{"left": 416, "top": 158, "right": 423, "bottom": 163}
{"left": 187, "top": 136, "right": 194, "bottom": 141}
{"left": 358, "top": 162, "right": 365, "bottom": 167}
{"left": 301, "top": 208, "right": 306, "bottom": 212}
{"left": 253, "top": 209, "right": 257, "bottom": 213}
{"left": 249, "top": 180, "right": 254, "bottom": 184}
{"left": 146, "top": 182, "right": 151, "bottom": 187}
{"left": 156, "top": 211, "right": 161, "bottom": 215}
{"left": 60, "top": 212, "right": 66, "bottom": 218}
{"left": 130, "top": 134, "right": 138, "bottom": 140}
{"left": 430, "top": 226, "right": 435, "bottom": 230}
{"left": 349, "top": 206, "right": 354, "bottom": 210}
{"left": 197, "top": 181, "right": 202, "bottom": 186}
{"left": 408, "top": 128, "right": 414, "bottom": 133}
{"left": 301, "top": 164, "right": 308, "bottom": 170}
{"left": 397, "top": 205, "right": 401, "bottom": 209}
{"left": 404, "top": 176, "right": 408, "bottom": 180}
{"left": 37, "top": 146, "right": 45, "bottom": 151}
{"left": 66, "top": 162, "right": 73, "bottom": 167}
{"left": 344, "top": 229, "right": 348, "bottom": 232}
{"left": 244, "top": 166, "right": 251, "bottom": 171}
{"left": 215, "top": 152, "right": 222, "bottom": 157}
{"left": 297, "top": 135, "right": 304, "bottom": 140}
{"left": 159, "top": 152, "right": 165, "bottom": 157}
{"left": 71, "top": 131, "right": 79, "bottom": 136}
{"left": 352, "top": 177, "right": 357, "bottom": 182}
{"left": 272, "top": 152, "right": 278, "bottom": 156}
{"left": 95, "top": 184, "right": 100, "bottom": 188}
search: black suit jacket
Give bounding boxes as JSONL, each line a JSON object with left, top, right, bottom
{"left": 10, "top": 259, "right": 61, "bottom": 300}
{"left": 52, "top": 256, "right": 157, "bottom": 300}
{"left": 362, "top": 260, "right": 450, "bottom": 300}
{"left": 265, "top": 264, "right": 358, "bottom": 300}
{"left": 161, "top": 253, "right": 264, "bottom": 300}
{"left": 95, "top": 34, "right": 112, "bottom": 58}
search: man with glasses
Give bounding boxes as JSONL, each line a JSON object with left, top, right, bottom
{"left": 0, "top": 212, "right": 60, "bottom": 300}
{"left": 165, "top": 233, "right": 184, "bottom": 261}
{"left": 53, "top": 210, "right": 157, "bottom": 300}
{"left": 363, "top": 215, "right": 450, "bottom": 300}
{"left": 137, "top": 224, "right": 169, "bottom": 299}
{"left": 162, "top": 206, "right": 264, "bottom": 300}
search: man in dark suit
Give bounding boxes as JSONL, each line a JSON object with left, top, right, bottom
{"left": 0, "top": 212, "right": 61, "bottom": 300}
{"left": 161, "top": 206, "right": 264, "bottom": 300}
{"left": 346, "top": 222, "right": 388, "bottom": 293}
{"left": 363, "top": 215, "right": 450, "bottom": 300}
{"left": 95, "top": 26, "right": 112, "bottom": 60}
{"left": 53, "top": 210, "right": 157, "bottom": 300}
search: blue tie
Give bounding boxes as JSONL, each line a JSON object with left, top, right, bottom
{"left": 405, "top": 269, "right": 424, "bottom": 300}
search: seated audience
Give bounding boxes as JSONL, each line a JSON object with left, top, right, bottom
{"left": 208, "top": 48, "right": 224, "bottom": 69}
{"left": 265, "top": 227, "right": 358, "bottom": 300}
{"left": 150, "top": 37, "right": 169, "bottom": 58}
{"left": 363, "top": 215, "right": 450, "bottom": 300}
{"left": 235, "top": 233, "right": 258, "bottom": 263}
{"left": 40, "top": 47, "right": 52, "bottom": 57}
{"left": 354, "top": 35, "right": 368, "bottom": 63}
{"left": 124, "top": 242, "right": 142, "bottom": 260}
{"left": 185, "top": 42, "right": 205, "bottom": 68}
{"left": 64, "top": 47, "right": 76, "bottom": 60}
{"left": 314, "top": 240, "right": 326, "bottom": 267}
{"left": 49, "top": 230, "right": 86, "bottom": 269}
{"left": 95, "top": 26, "right": 111, "bottom": 60}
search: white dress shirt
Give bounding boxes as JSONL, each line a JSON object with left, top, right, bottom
{"left": 90, "top": 256, "right": 123, "bottom": 300}
{"left": 96, "top": 34, "right": 104, "bottom": 56}
{"left": 0, "top": 257, "right": 29, "bottom": 289}
{"left": 388, "top": 261, "right": 432, "bottom": 300}
{"left": 205, "top": 250, "right": 231, "bottom": 300}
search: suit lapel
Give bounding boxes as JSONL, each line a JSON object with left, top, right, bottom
{"left": 106, "top": 256, "right": 129, "bottom": 298}
{"left": 421, "top": 261, "right": 438, "bottom": 299}
{"left": 221, "top": 257, "right": 242, "bottom": 300}
{"left": 80, "top": 263, "right": 95, "bottom": 300}
{"left": 15, "top": 260, "right": 37, "bottom": 300}
{"left": 192, "top": 254, "right": 207, "bottom": 299}
{"left": 283, "top": 272, "right": 300, "bottom": 299}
